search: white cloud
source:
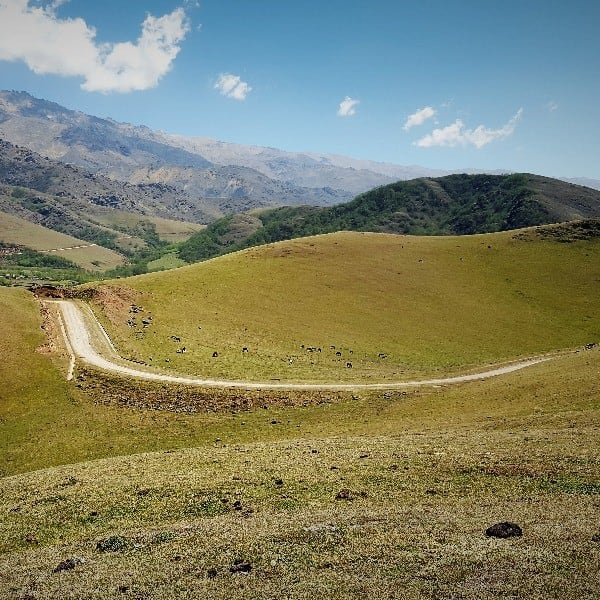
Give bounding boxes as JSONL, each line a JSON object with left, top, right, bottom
{"left": 415, "top": 109, "right": 523, "bottom": 149}
{"left": 0, "top": 1, "right": 190, "bottom": 93}
{"left": 337, "top": 96, "right": 359, "bottom": 117}
{"left": 214, "top": 73, "right": 252, "bottom": 101}
{"left": 545, "top": 101, "right": 559, "bottom": 112}
{"left": 403, "top": 106, "right": 436, "bottom": 130}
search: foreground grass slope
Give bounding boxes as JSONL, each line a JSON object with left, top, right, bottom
{"left": 0, "top": 347, "right": 598, "bottom": 598}
{"left": 0, "top": 260, "right": 598, "bottom": 597}
{"left": 88, "top": 224, "right": 600, "bottom": 383}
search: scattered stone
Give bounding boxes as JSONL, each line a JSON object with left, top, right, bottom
{"left": 230, "top": 559, "right": 252, "bottom": 574}
{"left": 96, "top": 535, "right": 128, "bottom": 552}
{"left": 118, "top": 585, "right": 130, "bottom": 593}
{"left": 591, "top": 533, "right": 600, "bottom": 543}
{"left": 485, "top": 522, "right": 523, "bottom": 538}
{"left": 359, "top": 454, "right": 369, "bottom": 459}
{"left": 425, "top": 489, "right": 438, "bottom": 495}
{"left": 335, "top": 488, "right": 354, "bottom": 501}
{"left": 207, "top": 568, "right": 218, "bottom": 578}
{"left": 274, "top": 479, "right": 284, "bottom": 486}
{"left": 233, "top": 500, "right": 243, "bottom": 511}
{"left": 59, "top": 476, "right": 78, "bottom": 488}
{"left": 53, "top": 557, "right": 84, "bottom": 573}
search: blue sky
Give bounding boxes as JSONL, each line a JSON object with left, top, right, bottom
{"left": 0, "top": 0, "right": 599, "bottom": 178}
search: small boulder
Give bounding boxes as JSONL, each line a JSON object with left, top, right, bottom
{"left": 485, "top": 522, "right": 523, "bottom": 538}
{"left": 230, "top": 559, "right": 252, "bottom": 574}
{"left": 53, "top": 557, "right": 84, "bottom": 573}
{"left": 335, "top": 488, "right": 354, "bottom": 501}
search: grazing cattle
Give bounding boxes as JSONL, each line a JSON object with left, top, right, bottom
{"left": 378, "top": 353, "right": 387, "bottom": 359}
{"left": 242, "top": 347, "right": 249, "bottom": 353}
{"left": 212, "top": 351, "right": 219, "bottom": 358}
{"left": 346, "top": 362, "right": 353, "bottom": 368}
{"left": 336, "top": 351, "right": 342, "bottom": 356}
{"left": 170, "top": 335, "right": 181, "bottom": 342}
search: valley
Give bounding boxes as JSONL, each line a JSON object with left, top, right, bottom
{"left": 0, "top": 92, "right": 598, "bottom": 599}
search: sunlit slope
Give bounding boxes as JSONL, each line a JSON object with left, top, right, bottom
{"left": 1, "top": 349, "right": 598, "bottom": 598}
{"left": 90, "top": 226, "right": 599, "bottom": 382}
{"left": 0, "top": 211, "right": 125, "bottom": 271}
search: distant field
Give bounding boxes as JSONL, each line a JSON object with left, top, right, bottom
{"left": 149, "top": 216, "right": 205, "bottom": 242}
{"left": 0, "top": 211, "right": 125, "bottom": 271}
{"left": 146, "top": 251, "right": 187, "bottom": 272}
{"left": 87, "top": 227, "right": 600, "bottom": 383}
{"left": 89, "top": 211, "right": 203, "bottom": 244}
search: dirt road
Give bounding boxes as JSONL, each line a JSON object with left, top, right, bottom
{"left": 54, "top": 299, "right": 554, "bottom": 391}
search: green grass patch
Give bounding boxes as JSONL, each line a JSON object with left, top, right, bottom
{"left": 87, "top": 229, "right": 599, "bottom": 382}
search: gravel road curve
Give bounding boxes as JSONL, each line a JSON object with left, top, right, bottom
{"left": 54, "top": 299, "right": 554, "bottom": 391}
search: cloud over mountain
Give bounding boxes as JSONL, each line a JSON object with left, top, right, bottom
{"left": 403, "top": 106, "right": 436, "bottom": 130}
{"left": 214, "top": 73, "right": 252, "bottom": 100}
{"left": 337, "top": 96, "right": 359, "bottom": 117}
{"left": 416, "top": 109, "right": 523, "bottom": 149}
{"left": 0, "top": 1, "right": 190, "bottom": 93}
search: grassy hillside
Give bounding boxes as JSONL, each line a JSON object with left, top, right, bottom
{"left": 87, "top": 224, "right": 600, "bottom": 383}
{"left": 0, "top": 255, "right": 598, "bottom": 598}
{"left": 0, "top": 210, "right": 125, "bottom": 271}
{"left": 0, "top": 346, "right": 598, "bottom": 598}
{"left": 0, "top": 184, "right": 205, "bottom": 279}
{"left": 179, "top": 174, "right": 600, "bottom": 263}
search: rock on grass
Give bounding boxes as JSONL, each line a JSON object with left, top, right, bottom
{"left": 485, "top": 522, "right": 523, "bottom": 538}
{"left": 53, "top": 557, "right": 84, "bottom": 573}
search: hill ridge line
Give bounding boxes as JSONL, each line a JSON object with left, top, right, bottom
{"left": 52, "top": 299, "right": 557, "bottom": 391}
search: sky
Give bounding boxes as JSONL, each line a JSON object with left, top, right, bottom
{"left": 0, "top": 0, "right": 599, "bottom": 178}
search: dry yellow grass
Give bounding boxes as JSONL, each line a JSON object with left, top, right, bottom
{"left": 0, "top": 210, "right": 125, "bottom": 270}
{"left": 87, "top": 229, "right": 599, "bottom": 383}
{"left": 0, "top": 226, "right": 598, "bottom": 598}
{"left": 0, "top": 347, "right": 598, "bottom": 598}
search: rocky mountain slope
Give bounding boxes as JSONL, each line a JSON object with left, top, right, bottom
{"left": 0, "top": 91, "right": 359, "bottom": 209}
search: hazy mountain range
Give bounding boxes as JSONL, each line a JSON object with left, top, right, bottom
{"left": 0, "top": 90, "right": 598, "bottom": 226}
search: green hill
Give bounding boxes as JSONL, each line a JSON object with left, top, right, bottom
{"left": 179, "top": 174, "right": 600, "bottom": 263}
{"left": 84, "top": 223, "right": 599, "bottom": 384}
